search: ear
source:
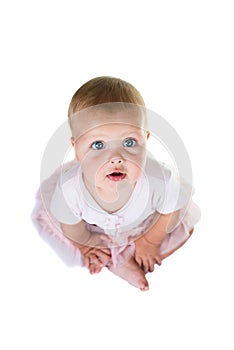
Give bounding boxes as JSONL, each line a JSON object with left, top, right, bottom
{"left": 71, "top": 137, "right": 80, "bottom": 161}
{"left": 146, "top": 131, "right": 150, "bottom": 139}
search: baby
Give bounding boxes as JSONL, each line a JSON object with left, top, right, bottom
{"left": 33, "top": 77, "right": 200, "bottom": 291}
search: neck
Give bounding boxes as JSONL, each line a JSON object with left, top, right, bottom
{"left": 84, "top": 178, "right": 136, "bottom": 213}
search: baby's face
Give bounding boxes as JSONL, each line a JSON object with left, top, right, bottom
{"left": 72, "top": 109, "right": 149, "bottom": 198}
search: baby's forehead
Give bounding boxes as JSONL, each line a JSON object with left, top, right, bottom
{"left": 82, "top": 109, "right": 144, "bottom": 123}
{"left": 71, "top": 107, "right": 147, "bottom": 139}
{"left": 86, "top": 122, "right": 143, "bottom": 134}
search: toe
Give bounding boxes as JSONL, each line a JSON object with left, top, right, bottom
{"left": 140, "top": 277, "right": 149, "bottom": 291}
{"left": 140, "top": 283, "right": 149, "bottom": 292}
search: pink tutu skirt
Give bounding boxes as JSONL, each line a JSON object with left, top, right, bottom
{"left": 31, "top": 161, "right": 201, "bottom": 267}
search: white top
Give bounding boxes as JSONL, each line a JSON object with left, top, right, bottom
{"left": 50, "top": 155, "right": 191, "bottom": 238}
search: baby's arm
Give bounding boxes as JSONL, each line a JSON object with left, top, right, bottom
{"left": 60, "top": 221, "right": 112, "bottom": 273}
{"left": 134, "top": 210, "right": 180, "bottom": 273}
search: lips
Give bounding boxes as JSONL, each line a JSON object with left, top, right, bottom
{"left": 107, "top": 172, "right": 126, "bottom": 182}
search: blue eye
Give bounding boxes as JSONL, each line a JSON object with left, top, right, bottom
{"left": 91, "top": 141, "right": 105, "bottom": 150}
{"left": 123, "top": 138, "right": 136, "bottom": 147}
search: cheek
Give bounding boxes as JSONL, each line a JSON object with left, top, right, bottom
{"left": 130, "top": 164, "right": 144, "bottom": 179}
{"left": 74, "top": 145, "right": 83, "bottom": 160}
{"left": 80, "top": 153, "right": 105, "bottom": 178}
{"left": 125, "top": 151, "right": 146, "bottom": 180}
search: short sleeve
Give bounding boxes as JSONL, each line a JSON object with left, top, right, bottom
{"left": 50, "top": 180, "right": 81, "bottom": 225}
{"left": 156, "top": 169, "right": 192, "bottom": 214}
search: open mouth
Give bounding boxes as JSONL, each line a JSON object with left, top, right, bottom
{"left": 107, "top": 172, "right": 126, "bottom": 182}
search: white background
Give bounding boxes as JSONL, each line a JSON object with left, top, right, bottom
{"left": 1, "top": 1, "right": 233, "bottom": 349}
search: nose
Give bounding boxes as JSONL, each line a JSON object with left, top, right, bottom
{"left": 110, "top": 157, "right": 123, "bottom": 164}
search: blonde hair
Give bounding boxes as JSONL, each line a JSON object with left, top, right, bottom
{"left": 68, "top": 76, "right": 145, "bottom": 118}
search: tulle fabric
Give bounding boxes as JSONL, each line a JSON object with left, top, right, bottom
{"left": 31, "top": 160, "right": 200, "bottom": 267}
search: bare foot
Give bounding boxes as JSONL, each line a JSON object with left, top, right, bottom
{"left": 107, "top": 257, "right": 149, "bottom": 291}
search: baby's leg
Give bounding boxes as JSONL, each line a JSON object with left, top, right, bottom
{"left": 107, "top": 257, "right": 149, "bottom": 291}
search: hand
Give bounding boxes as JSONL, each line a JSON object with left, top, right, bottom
{"left": 134, "top": 236, "right": 162, "bottom": 273}
{"left": 75, "top": 232, "right": 112, "bottom": 274}
{"left": 78, "top": 244, "right": 112, "bottom": 274}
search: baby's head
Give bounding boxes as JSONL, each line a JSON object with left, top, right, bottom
{"left": 68, "top": 76, "right": 148, "bottom": 136}
{"left": 68, "top": 77, "right": 150, "bottom": 201}
{"left": 68, "top": 76, "right": 145, "bottom": 117}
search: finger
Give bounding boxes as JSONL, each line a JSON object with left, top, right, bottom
{"left": 99, "top": 248, "right": 112, "bottom": 255}
{"left": 155, "top": 256, "right": 162, "bottom": 266}
{"left": 89, "top": 263, "right": 96, "bottom": 274}
{"left": 89, "top": 263, "right": 95, "bottom": 274}
{"left": 89, "top": 263, "right": 102, "bottom": 275}
{"left": 135, "top": 256, "right": 143, "bottom": 269}
{"left": 142, "top": 260, "right": 149, "bottom": 274}
{"left": 89, "top": 254, "right": 103, "bottom": 267}
{"left": 95, "top": 250, "right": 112, "bottom": 263}
{"left": 148, "top": 259, "right": 155, "bottom": 273}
